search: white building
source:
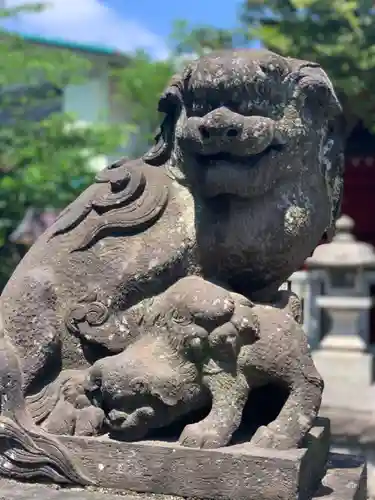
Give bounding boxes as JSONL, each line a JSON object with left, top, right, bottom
{"left": 1, "top": 33, "right": 131, "bottom": 169}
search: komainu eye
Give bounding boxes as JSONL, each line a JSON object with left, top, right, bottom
{"left": 188, "top": 336, "right": 202, "bottom": 350}
{"left": 192, "top": 102, "right": 205, "bottom": 113}
{"left": 171, "top": 309, "right": 191, "bottom": 325}
{"left": 130, "top": 378, "right": 147, "bottom": 394}
{"left": 226, "top": 333, "right": 237, "bottom": 343}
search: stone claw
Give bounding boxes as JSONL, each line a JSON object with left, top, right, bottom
{"left": 74, "top": 406, "right": 105, "bottom": 436}
{"left": 179, "top": 421, "right": 231, "bottom": 449}
{"left": 250, "top": 425, "right": 297, "bottom": 450}
{"left": 106, "top": 409, "right": 129, "bottom": 429}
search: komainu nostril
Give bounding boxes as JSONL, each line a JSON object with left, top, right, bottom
{"left": 199, "top": 125, "right": 210, "bottom": 140}
{"left": 226, "top": 127, "right": 239, "bottom": 138}
{"left": 198, "top": 123, "right": 240, "bottom": 141}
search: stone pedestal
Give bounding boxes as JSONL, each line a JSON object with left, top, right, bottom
{"left": 313, "top": 349, "right": 375, "bottom": 411}
{"left": 316, "top": 296, "right": 371, "bottom": 351}
{"left": 317, "top": 406, "right": 374, "bottom": 498}
{"left": 0, "top": 456, "right": 367, "bottom": 500}
{"left": 1, "top": 418, "right": 363, "bottom": 500}
{"left": 312, "top": 294, "right": 375, "bottom": 411}
{"left": 59, "top": 425, "right": 329, "bottom": 500}
{"left": 313, "top": 453, "right": 366, "bottom": 500}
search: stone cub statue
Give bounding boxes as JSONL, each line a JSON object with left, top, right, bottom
{"left": 84, "top": 277, "right": 323, "bottom": 450}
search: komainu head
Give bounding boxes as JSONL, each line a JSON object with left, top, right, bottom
{"left": 143, "top": 49, "right": 345, "bottom": 238}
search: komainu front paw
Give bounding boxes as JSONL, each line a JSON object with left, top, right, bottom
{"left": 41, "top": 400, "right": 76, "bottom": 435}
{"left": 42, "top": 401, "right": 105, "bottom": 437}
{"left": 74, "top": 406, "right": 105, "bottom": 436}
{"left": 250, "top": 425, "right": 297, "bottom": 450}
{"left": 179, "top": 421, "right": 231, "bottom": 449}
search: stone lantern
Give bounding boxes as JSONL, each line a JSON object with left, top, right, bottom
{"left": 306, "top": 214, "right": 375, "bottom": 412}
{"left": 306, "top": 214, "right": 375, "bottom": 351}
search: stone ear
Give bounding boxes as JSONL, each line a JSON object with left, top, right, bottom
{"left": 130, "top": 377, "right": 148, "bottom": 394}
{"left": 130, "top": 377, "right": 178, "bottom": 405}
{"left": 143, "top": 85, "right": 182, "bottom": 167}
{"left": 294, "top": 63, "right": 342, "bottom": 120}
{"left": 320, "top": 106, "right": 345, "bottom": 238}
{"left": 288, "top": 61, "right": 345, "bottom": 235}
{"left": 149, "top": 381, "right": 183, "bottom": 407}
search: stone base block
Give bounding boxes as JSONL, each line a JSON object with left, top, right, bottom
{"left": 0, "top": 453, "right": 366, "bottom": 500}
{"left": 50, "top": 418, "right": 331, "bottom": 500}
{"left": 312, "top": 453, "right": 366, "bottom": 500}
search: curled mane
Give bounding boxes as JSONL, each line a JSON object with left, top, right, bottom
{"left": 49, "top": 159, "right": 169, "bottom": 251}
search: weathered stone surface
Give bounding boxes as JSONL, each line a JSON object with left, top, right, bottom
{"left": 312, "top": 453, "right": 366, "bottom": 500}
{"left": 0, "top": 451, "right": 365, "bottom": 500}
{"left": 0, "top": 479, "right": 178, "bottom": 500}
{"left": 318, "top": 405, "right": 375, "bottom": 498}
{"left": 47, "top": 420, "right": 329, "bottom": 500}
{"left": 0, "top": 48, "right": 345, "bottom": 486}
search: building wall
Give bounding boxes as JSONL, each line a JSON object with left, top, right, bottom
{"left": 63, "top": 64, "right": 110, "bottom": 124}
{"left": 62, "top": 59, "right": 130, "bottom": 170}
{"left": 107, "top": 74, "right": 134, "bottom": 161}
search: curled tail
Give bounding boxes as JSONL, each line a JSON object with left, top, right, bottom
{"left": 26, "top": 370, "right": 80, "bottom": 424}
{"left": 0, "top": 416, "right": 91, "bottom": 484}
{"left": 0, "top": 314, "right": 92, "bottom": 485}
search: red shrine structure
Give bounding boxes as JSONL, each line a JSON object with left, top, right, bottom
{"left": 343, "top": 123, "right": 375, "bottom": 247}
{"left": 331, "top": 121, "right": 375, "bottom": 342}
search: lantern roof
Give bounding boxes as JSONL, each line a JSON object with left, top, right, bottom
{"left": 306, "top": 215, "right": 375, "bottom": 269}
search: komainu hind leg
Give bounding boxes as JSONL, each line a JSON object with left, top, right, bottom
{"left": 0, "top": 321, "right": 92, "bottom": 485}
{"left": 251, "top": 362, "right": 323, "bottom": 449}
{"left": 249, "top": 297, "right": 323, "bottom": 450}
{"left": 3, "top": 267, "right": 62, "bottom": 394}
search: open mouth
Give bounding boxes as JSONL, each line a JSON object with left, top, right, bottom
{"left": 196, "top": 144, "right": 284, "bottom": 168}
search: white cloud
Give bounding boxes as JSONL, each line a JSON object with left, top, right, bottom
{"left": 1, "top": 0, "right": 169, "bottom": 59}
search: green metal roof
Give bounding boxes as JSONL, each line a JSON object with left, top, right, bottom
{"left": 19, "top": 33, "right": 127, "bottom": 58}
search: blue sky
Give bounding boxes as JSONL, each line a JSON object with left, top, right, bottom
{"left": 2, "top": 0, "right": 243, "bottom": 59}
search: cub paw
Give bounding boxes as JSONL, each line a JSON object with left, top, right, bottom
{"left": 74, "top": 406, "right": 105, "bottom": 436}
{"left": 179, "top": 421, "right": 231, "bottom": 449}
{"left": 250, "top": 425, "right": 297, "bottom": 450}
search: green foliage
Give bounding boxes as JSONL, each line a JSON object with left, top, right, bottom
{"left": 112, "top": 50, "right": 175, "bottom": 157}
{"left": 0, "top": 114, "right": 123, "bottom": 213}
{"left": 0, "top": 1, "right": 45, "bottom": 17}
{"left": 170, "top": 20, "right": 239, "bottom": 55}
{"left": 0, "top": 30, "right": 91, "bottom": 88}
{"left": 240, "top": 0, "right": 375, "bottom": 131}
{"left": 0, "top": 113, "right": 124, "bottom": 286}
{"left": 0, "top": 3, "right": 128, "bottom": 289}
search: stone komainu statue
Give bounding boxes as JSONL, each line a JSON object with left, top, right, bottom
{"left": 0, "top": 49, "right": 344, "bottom": 484}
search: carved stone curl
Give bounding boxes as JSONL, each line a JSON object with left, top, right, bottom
{"left": 0, "top": 48, "right": 344, "bottom": 485}
{"left": 65, "top": 291, "right": 109, "bottom": 341}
